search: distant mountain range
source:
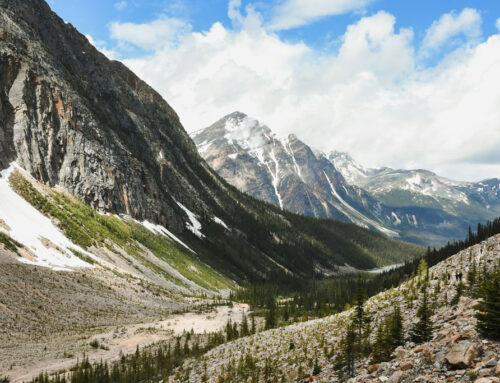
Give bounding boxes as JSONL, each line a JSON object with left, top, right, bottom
{"left": 193, "top": 112, "right": 500, "bottom": 246}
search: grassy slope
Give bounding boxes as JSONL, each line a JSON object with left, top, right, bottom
{"left": 8, "top": 170, "right": 233, "bottom": 292}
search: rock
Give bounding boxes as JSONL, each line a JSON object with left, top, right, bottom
{"left": 388, "top": 371, "right": 404, "bottom": 383}
{"left": 445, "top": 341, "right": 478, "bottom": 369}
{"left": 400, "top": 361, "right": 413, "bottom": 371}
{"left": 379, "top": 377, "right": 389, "bottom": 382}
{"left": 496, "top": 360, "right": 500, "bottom": 376}
{"left": 485, "top": 359, "right": 498, "bottom": 368}
{"left": 368, "top": 364, "right": 380, "bottom": 373}
{"left": 395, "top": 347, "right": 407, "bottom": 359}
{"left": 475, "top": 378, "right": 492, "bottom": 383}
{"left": 446, "top": 334, "right": 462, "bottom": 344}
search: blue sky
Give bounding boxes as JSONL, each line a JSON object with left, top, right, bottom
{"left": 47, "top": 0, "right": 500, "bottom": 181}
{"left": 50, "top": 0, "right": 500, "bottom": 60}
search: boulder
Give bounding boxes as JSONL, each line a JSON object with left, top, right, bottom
{"left": 388, "top": 371, "right": 404, "bottom": 383}
{"left": 475, "top": 378, "right": 492, "bottom": 383}
{"left": 400, "top": 361, "right": 413, "bottom": 371}
{"left": 445, "top": 341, "right": 478, "bottom": 369}
{"left": 368, "top": 364, "right": 380, "bottom": 373}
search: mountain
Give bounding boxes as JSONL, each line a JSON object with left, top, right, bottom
{"left": 0, "top": 0, "right": 422, "bottom": 288}
{"left": 194, "top": 112, "right": 499, "bottom": 247}
{"left": 192, "top": 112, "right": 396, "bottom": 237}
{"left": 331, "top": 152, "right": 500, "bottom": 229}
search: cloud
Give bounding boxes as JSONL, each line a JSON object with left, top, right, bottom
{"left": 496, "top": 17, "right": 500, "bottom": 31}
{"left": 110, "top": 16, "right": 190, "bottom": 50}
{"left": 115, "top": 9, "right": 500, "bottom": 181}
{"left": 268, "top": 0, "right": 375, "bottom": 30}
{"left": 421, "top": 8, "right": 481, "bottom": 54}
{"left": 114, "top": 1, "right": 127, "bottom": 11}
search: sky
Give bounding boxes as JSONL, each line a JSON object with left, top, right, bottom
{"left": 48, "top": 0, "right": 500, "bottom": 182}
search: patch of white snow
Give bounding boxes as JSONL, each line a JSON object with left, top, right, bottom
{"left": 175, "top": 202, "right": 205, "bottom": 239}
{"left": 0, "top": 164, "right": 98, "bottom": 271}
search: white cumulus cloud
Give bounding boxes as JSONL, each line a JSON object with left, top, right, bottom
{"left": 268, "top": 0, "right": 374, "bottom": 30}
{"left": 421, "top": 8, "right": 481, "bottom": 54}
{"left": 110, "top": 16, "right": 190, "bottom": 50}
{"left": 111, "top": 8, "right": 500, "bottom": 181}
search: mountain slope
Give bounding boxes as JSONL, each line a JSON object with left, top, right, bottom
{"left": 175, "top": 234, "right": 500, "bottom": 382}
{"left": 193, "top": 112, "right": 492, "bottom": 247}
{"left": 0, "top": 0, "right": 422, "bottom": 284}
{"left": 332, "top": 152, "right": 500, "bottom": 231}
{"left": 192, "top": 112, "right": 396, "bottom": 237}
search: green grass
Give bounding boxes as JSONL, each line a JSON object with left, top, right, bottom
{"left": 9, "top": 171, "right": 234, "bottom": 292}
{"left": 0, "top": 231, "right": 22, "bottom": 254}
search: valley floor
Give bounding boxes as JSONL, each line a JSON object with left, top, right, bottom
{"left": 0, "top": 249, "right": 247, "bottom": 382}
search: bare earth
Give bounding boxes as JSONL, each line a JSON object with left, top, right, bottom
{"left": 0, "top": 249, "right": 248, "bottom": 382}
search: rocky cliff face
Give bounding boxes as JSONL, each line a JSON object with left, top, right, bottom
{"left": 0, "top": 0, "right": 423, "bottom": 282}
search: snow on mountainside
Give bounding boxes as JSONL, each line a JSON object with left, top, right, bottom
{"left": 331, "top": 152, "right": 500, "bottom": 220}
{"left": 195, "top": 113, "right": 500, "bottom": 247}
{"left": 192, "top": 112, "right": 399, "bottom": 238}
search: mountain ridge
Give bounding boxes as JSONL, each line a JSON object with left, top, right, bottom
{"left": 194, "top": 111, "right": 500, "bottom": 247}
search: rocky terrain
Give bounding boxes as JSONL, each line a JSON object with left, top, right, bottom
{"left": 173, "top": 234, "right": 500, "bottom": 382}
{"left": 194, "top": 112, "right": 500, "bottom": 247}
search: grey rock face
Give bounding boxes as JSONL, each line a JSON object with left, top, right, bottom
{"left": 0, "top": 0, "right": 220, "bottom": 231}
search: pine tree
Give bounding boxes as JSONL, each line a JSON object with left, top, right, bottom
{"left": 475, "top": 265, "right": 500, "bottom": 340}
{"left": 451, "top": 282, "right": 465, "bottom": 306}
{"left": 265, "top": 298, "right": 277, "bottom": 329}
{"left": 240, "top": 312, "right": 249, "bottom": 336}
{"left": 389, "top": 305, "right": 404, "bottom": 348}
{"left": 335, "top": 324, "right": 357, "bottom": 377}
{"left": 467, "top": 260, "right": 478, "bottom": 298}
{"left": 410, "top": 287, "right": 433, "bottom": 344}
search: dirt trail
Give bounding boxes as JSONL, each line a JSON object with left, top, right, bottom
{"left": 8, "top": 303, "right": 249, "bottom": 382}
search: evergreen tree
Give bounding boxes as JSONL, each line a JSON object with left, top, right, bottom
{"left": 467, "top": 260, "right": 478, "bottom": 297}
{"left": 410, "top": 287, "right": 433, "bottom": 344}
{"left": 265, "top": 297, "right": 277, "bottom": 329}
{"left": 389, "top": 305, "right": 404, "bottom": 349}
{"left": 335, "top": 324, "right": 357, "bottom": 377}
{"left": 451, "top": 282, "right": 465, "bottom": 306}
{"left": 240, "top": 312, "right": 249, "bottom": 336}
{"left": 475, "top": 264, "right": 500, "bottom": 340}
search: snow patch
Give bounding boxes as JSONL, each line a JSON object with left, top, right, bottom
{"left": 406, "top": 173, "right": 421, "bottom": 186}
{"left": 141, "top": 220, "right": 196, "bottom": 253}
{"left": 212, "top": 216, "right": 229, "bottom": 230}
{"left": 228, "top": 153, "right": 238, "bottom": 160}
{"left": 0, "top": 164, "right": 98, "bottom": 271}
{"left": 323, "top": 171, "right": 398, "bottom": 237}
{"left": 391, "top": 212, "right": 401, "bottom": 225}
{"left": 176, "top": 202, "right": 205, "bottom": 238}
{"left": 267, "top": 148, "right": 283, "bottom": 209}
